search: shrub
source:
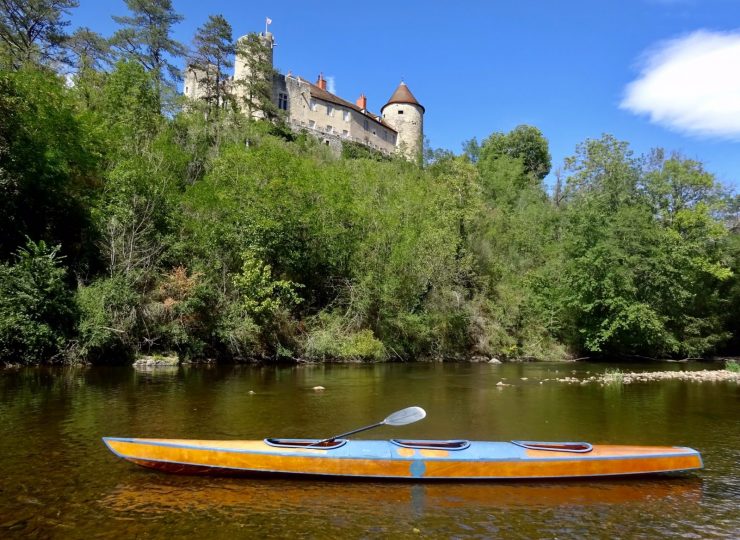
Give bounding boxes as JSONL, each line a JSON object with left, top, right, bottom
{"left": 0, "top": 240, "right": 76, "bottom": 364}
{"left": 303, "top": 313, "right": 387, "bottom": 362}
{"left": 75, "top": 275, "right": 140, "bottom": 363}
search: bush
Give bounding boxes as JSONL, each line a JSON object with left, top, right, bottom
{"left": 75, "top": 275, "right": 140, "bottom": 363}
{"left": 0, "top": 240, "right": 76, "bottom": 364}
{"left": 304, "top": 312, "right": 387, "bottom": 362}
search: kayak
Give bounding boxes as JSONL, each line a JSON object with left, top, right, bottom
{"left": 102, "top": 437, "right": 702, "bottom": 480}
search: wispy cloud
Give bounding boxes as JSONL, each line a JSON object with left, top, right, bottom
{"left": 620, "top": 29, "right": 740, "bottom": 140}
{"left": 326, "top": 75, "right": 336, "bottom": 95}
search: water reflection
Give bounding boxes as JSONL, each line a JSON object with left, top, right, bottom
{"left": 103, "top": 476, "right": 703, "bottom": 517}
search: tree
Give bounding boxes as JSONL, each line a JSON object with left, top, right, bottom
{"left": 0, "top": 68, "right": 99, "bottom": 271}
{"left": 189, "top": 14, "right": 233, "bottom": 113}
{"left": 0, "top": 239, "right": 76, "bottom": 364}
{"left": 234, "top": 32, "right": 280, "bottom": 121}
{"left": 111, "top": 0, "right": 185, "bottom": 113}
{"left": 68, "top": 26, "right": 109, "bottom": 72}
{"left": 67, "top": 27, "right": 110, "bottom": 109}
{"left": 462, "top": 137, "right": 481, "bottom": 164}
{"left": 479, "top": 125, "right": 552, "bottom": 181}
{"left": 553, "top": 136, "right": 732, "bottom": 358}
{"left": 0, "top": 0, "right": 78, "bottom": 68}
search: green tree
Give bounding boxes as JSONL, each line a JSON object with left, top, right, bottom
{"left": 0, "top": 0, "right": 78, "bottom": 68}
{"left": 67, "top": 27, "right": 110, "bottom": 109}
{"left": 0, "top": 67, "right": 99, "bottom": 271}
{"left": 480, "top": 125, "right": 552, "bottom": 181}
{"left": 0, "top": 239, "right": 75, "bottom": 364}
{"left": 554, "top": 136, "right": 732, "bottom": 357}
{"left": 234, "top": 32, "right": 280, "bottom": 121}
{"left": 188, "top": 14, "right": 233, "bottom": 113}
{"left": 111, "top": 0, "right": 185, "bottom": 113}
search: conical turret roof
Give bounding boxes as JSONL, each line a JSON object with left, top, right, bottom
{"left": 382, "top": 82, "right": 424, "bottom": 113}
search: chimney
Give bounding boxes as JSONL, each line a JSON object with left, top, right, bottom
{"left": 356, "top": 93, "right": 367, "bottom": 111}
{"left": 316, "top": 73, "right": 327, "bottom": 90}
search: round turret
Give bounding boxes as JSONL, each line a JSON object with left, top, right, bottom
{"left": 381, "top": 82, "right": 424, "bottom": 163}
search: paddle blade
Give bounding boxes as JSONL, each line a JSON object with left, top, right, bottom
{"left": 383, "top": 406, "right": 426, "bottom": 426}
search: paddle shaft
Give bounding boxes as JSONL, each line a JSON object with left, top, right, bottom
{"left": 310, "top": 421, "right": 384, "bottom": 446}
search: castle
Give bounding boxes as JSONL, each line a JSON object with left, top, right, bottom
{"left": 183, "top": 31, "right": 424, "bottom": 162}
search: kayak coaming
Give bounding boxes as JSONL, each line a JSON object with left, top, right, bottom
{"left": 102, "top": 437, "right": 703, "bottom": 480}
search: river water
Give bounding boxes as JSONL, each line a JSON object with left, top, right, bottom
{"left": 0, "top": 362, "right": 737, "bottom": 538}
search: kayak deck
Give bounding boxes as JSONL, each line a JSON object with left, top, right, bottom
{"left": 103, "top": 437, "right": 702, "bottom": 480}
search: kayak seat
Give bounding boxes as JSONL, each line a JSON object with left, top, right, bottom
{"left": 391, "top": 439, "right": 470, "bottom": 451}
{"left": 511, "top": 440, "right": 593, "bottom": 453}
{"left": 264, "top": 438, "right": 347, "bottom": 449}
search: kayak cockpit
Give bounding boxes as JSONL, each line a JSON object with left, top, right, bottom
{"left": 391, "top": 439, "right": 471, "bottom": 450}
{"left": 511, "top": 440, "right": 593, "bottom": 453}
{"left": 264, "top": 438, "right": 347, "bottom": 449}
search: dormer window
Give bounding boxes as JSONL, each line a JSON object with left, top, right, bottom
{"left": 398, "top": 110, "right": 404, "bottom": 115}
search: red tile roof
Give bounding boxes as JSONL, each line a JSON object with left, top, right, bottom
{"left": 302, "top": 79, "right": 397, "bottom": 133}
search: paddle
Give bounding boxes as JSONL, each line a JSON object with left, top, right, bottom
{"left": 309, "top": 406, "right": 426, "bottom": 447}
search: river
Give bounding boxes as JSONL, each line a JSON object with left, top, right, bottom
{"left": 0, "top": 362, "right": 737, "bottom": 538}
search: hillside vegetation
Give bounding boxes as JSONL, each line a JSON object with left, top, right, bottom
{"left": 1, "top": 1, "right": 738, "bottom": 364}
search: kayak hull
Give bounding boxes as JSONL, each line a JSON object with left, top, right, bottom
{"left": 103, "top": 438, "right": 702, "bottom": 480}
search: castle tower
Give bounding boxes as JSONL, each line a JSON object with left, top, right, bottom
{"left": 381, "top": 82, "right": 424, "bottom": 163}
{"left": 233, "top": 31, "right": 275, "bottom": 118}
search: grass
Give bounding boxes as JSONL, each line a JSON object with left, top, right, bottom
{"left": 725, "top": 359, "right": 739, "bottom": 373}
{"left": 602, "top": 367, "right": 624, "bottom": 385}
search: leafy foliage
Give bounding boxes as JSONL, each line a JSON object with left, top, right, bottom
{"left": 0, "top": 0, "right": 78, "bottom": 68}
{"left": 111, "top": 0, "right": 185, "bottom": 113}
{"left": 0, "top": 240, "right": 75, "bottom": 364}
{"left": 0, "top": 24, "right": 737, "bottom": 364}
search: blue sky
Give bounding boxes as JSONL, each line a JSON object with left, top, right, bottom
{"left": 71, "top": 0, "right": 740, "bottom": 188}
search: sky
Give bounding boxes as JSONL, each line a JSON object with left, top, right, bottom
{"left": 70, "top": 0, "right": 740, "bottom": 189}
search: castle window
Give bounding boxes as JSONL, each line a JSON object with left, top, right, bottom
{"left": 398, "top": 110, "right": 404, "bottom": 115}
{"left": 308, "top": 120, "right": 316, "bottom": 128}
{"left": 185, "top": 86, "right": 189, "bottom": 94}
{"left": 363, "top": 118, "right": 369, "bottom": 131}
{"left": 278, "top": 93, "right": 289, "bottom": 110}
{"left": 326, "top": 125, "right": 333, "bottom": 133}
{"left": 342, "top": 130, "right": 349, "bottom": 138}
{"left": 310, "top": 100, "right": 317, "bottom": 111}
{"left": 327, "top": 105, "right": 334, "bottom": 117}
{"left": 343, "top": 111, "right": 350, "bottom": 122}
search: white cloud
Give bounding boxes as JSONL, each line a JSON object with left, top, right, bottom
{"left": 621, "top": 29, "right": 740, "bottom": 140}
{"left": 326, "top": 75, "right": 336, "bottom": 95}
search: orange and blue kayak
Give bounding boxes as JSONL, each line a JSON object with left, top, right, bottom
{"left": 102, "top": 437, "right": 702, "bottom": 480}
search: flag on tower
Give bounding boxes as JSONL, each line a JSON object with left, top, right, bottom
{"left": 266, "top": 17, "right": 272, "bottom": 25}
